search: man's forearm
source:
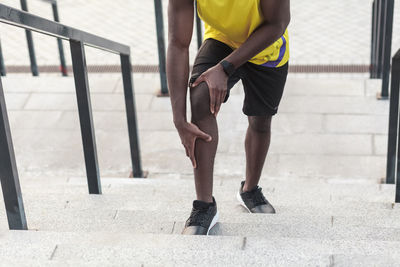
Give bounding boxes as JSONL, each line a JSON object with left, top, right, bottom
{"left": 225, "top": 0, "right": 290, "bottom": 69}
{"left": 225, "top": 23, "right": 287, "bottom": 69}
{"left": 166, "top": 43, "right": 190, "bottom": 127}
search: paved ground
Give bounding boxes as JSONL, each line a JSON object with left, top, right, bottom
{"left": 0, "top": 0, "right": 399, "bottom": 67}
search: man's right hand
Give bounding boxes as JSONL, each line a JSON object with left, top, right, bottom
{"left": 176, "top": 122, "right": 212, "bottom": 169}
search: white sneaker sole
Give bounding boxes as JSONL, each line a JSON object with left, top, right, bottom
{"left": 236, "top": 191, "right": 252, "bottom": 213}
{"left": 206, "top": 211, "right": 219, "bottom": 235}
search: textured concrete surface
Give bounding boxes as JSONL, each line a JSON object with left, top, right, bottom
{"left": 3, "top": 231, "right": 400, "bottom": 266}
{"left": 0, "top": 177, "right": 398, "bottom": 230}
{"left": 11, "top": 176, "right": 396, "bottom": 203}
{"left": 0, "top": 175, "right": 400, "bottom": 265}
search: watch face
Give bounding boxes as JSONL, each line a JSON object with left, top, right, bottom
{"left": 222, "top": 60, "right": 235, "bottom": 76}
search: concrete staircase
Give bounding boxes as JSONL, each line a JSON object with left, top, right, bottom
{"left": 0, "top": 0, "right": 397, "bottom": 264}
{"left": 0, "top": 74, "right": 390, "bottom": 180}
{"left": 1, "top": 175, "right": 399, "bottom": 266}
{"left": 0, "top": 74, "right": 396, "bottom": 266}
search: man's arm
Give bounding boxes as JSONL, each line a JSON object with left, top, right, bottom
{"left": 167, "top": 0, "right": 212, "bottom": 168}
{"left": 192, "top": 0, "right": 291, "bottom": 115}
{"left": 166, "top": 0, "right": 194, "bottom": 127}
{"left": 224, "top": 0, "right": 291, "bottom": 69}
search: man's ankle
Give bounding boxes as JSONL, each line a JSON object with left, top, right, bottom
{"left": 242, "top": 182, "right": 257, "bottom": 192}
{"left": 196, "top": 196, "right": 214, "bottom": 203}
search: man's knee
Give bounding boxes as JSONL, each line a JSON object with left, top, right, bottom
{"left": 190, "top": 82, "right": 212, "bottom": 122}
{"left": 248, "top": 115, "right": 272, "bottom": 133}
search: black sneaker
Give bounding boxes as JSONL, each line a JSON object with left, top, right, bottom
{"left": 237, "top": 181, "right": 276, "bottom": 213}
{"left": 182, "top": 197, "right": 219, "bottom": 235}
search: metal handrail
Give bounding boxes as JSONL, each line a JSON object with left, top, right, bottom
{"left": 0, "top": 4, "right": 143, "bottom": 230}
{"left": 1, "top": 0, "right": 77, "bottom": 76}
{"left": 386, "top": 49, "right": 400, "bottom": 202}
{"left": 0, "top": 5, "right": 130, "bottom": 54}
{"left": 153, "top": 0, "right": 168, "bottom": 96}
{"left": 0, "top": 40, "right": 5, "bottom": 76}
{"left": 44, "top": 0, "right": 68, "bottom": 76}
{"left": 19, "top": 0, "right": 39, "bottom": 76}
{"left": 370, "top": 0, "right": 395, "bottom": 99}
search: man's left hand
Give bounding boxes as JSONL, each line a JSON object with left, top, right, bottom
{"left": 191, "top": 64, "right": 228, "bottom": 116}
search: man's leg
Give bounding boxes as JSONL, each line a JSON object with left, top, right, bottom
{"left": 237, "top": 63, "right": 287, "bottom": 212}
{"left": 190, "top": 82, "right": 218, "bottom": 203}
{"left": 243, "top": 115, "right": 272, "bottom": 192}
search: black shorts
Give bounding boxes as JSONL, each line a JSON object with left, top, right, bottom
{"left": 190, "top": 38, "right": 288, "bottom": 116}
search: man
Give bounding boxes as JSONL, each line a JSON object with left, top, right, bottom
{"left": 166, "top": 0, "right": 290, "bottom": 235}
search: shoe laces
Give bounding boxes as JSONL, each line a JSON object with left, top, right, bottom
{"left": 250, "top": 187, "right": 268, "bottom": 206}
{"left": 187, "top": 208, "right": 210, "bottom": 227}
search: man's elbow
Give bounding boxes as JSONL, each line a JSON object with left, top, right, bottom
{"left": 168, "top": 37, "right": 190, "bottom": 51}
{"left": 266, "top": 17, "right": 290, "bottom": 37}
{"left": 278, "top": 15, "right": 290, "bottom": 34}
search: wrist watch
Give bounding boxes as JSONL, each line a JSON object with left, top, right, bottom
{"left": 220, "top": 60, "right": 235, "bottom": 77}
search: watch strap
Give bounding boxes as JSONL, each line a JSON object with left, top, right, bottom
{"left": 220, "top": 60, "right": 235, "bottom": 77}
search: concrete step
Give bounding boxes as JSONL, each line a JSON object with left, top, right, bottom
{"left": 1, "top": 177, "right": 398, "bottom": 230}
{"left": 14, "top": 183, "right": 395, "bottom": 204}
{"left": 1, "top": 231, "right": 400, "bottom": 266}
{"left": 3, "top": 251, "right": 398, "bottom": 267}
{"left": 0, "top": 189, "right": 396, "bottom": 216}
{"left": 206, "top": 222, "right": 400, "bottom": 241}
{"left": 61, "top": 195, "right": 395, "bottom": 216}
{"left": 19, "top": 176, "right": 395, "bottom": 199}
{"left": 20, "top": 215, "right": 400, "bottom": 242}
{"left": 10, "top": 177, "right": 395, "bottom": 209}
{"left": 115, "top": 209, "right": 400, "bottom": 229}
{"left": 1, "top": 196, "right": 400, "bottom": 241}
{"left": 51, "top": 244, "right": 400, "bottom": 266}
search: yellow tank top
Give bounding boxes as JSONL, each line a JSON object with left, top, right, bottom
{"left": 196, "top": 0, "right": 289, "bottom": 67}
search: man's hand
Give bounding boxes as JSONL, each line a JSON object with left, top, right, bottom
{"left": 191, "top": 64, "right": 228, "bottom": 116}
{"left": 176, "top": 122, "right": 212, "bottom": 168}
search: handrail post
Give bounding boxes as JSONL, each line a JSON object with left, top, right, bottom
{"left": 389, "top": 50, "right": 400, "bottom": 186}
{"left": 0, "top": 76, "right": 28, "bottom": 230}
{"left": 120, "top": 54, "right": 143, "bottom": 178}
{"left": 0, "top": 39, "right": 5, "bottom": 76}
{"left": 397, "top": 121, "right": 400, "bottom": 202}
{"left": 195, "top": 1, "right": 202, "bottom": 50}
{"left": 20, "top": 0, "right": 39, "bottom": 76}
{"left": 379, "top": 0, "right": 394, "bottom": 99}
{"left": 154, "top": 0, "right": 169, "bottom": 96}
{"left": 370, "top": 0, "right": 377, "bottom": 78}
{"left": 376, "top": 0, "right": 385, "bottom": 79}
{"left": 51, "top": 0, "right": 67, "bottom": 76}
{"left": 70, "top": 40, "right": 101, "bottom": 194}
{"left": 396, "top": 88, "right": 400, "bottom": 202}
